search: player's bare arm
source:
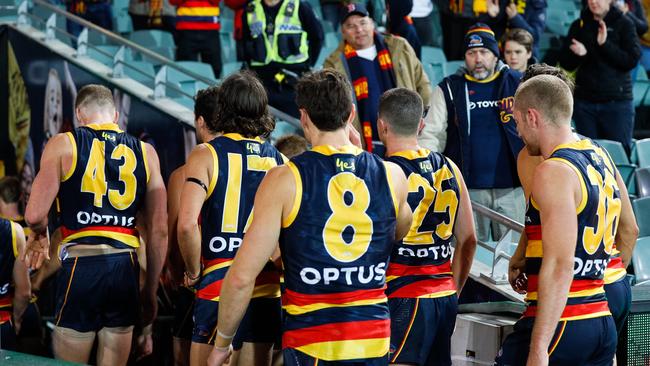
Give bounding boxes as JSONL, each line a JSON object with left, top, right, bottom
{"left": 141, "top": 143, "right": 169, "bottom": 327}
{"left": 449, "top": 161, "right": 477, "bottom": 293}
{"left": 166, "top": 166, "right": 186, "bottom": 285}
{"left": 528, "top": 160, "right": 581, "bottom": 366}
{"left": 209, "top": 165, "right": 295, "bottom": 366}
{"left": 384, "top": 162, "right": 412, "bottom": 242}
{"left": 177, "top": 144, "right": 214, "bottom": 282}
{"left": 24, "top": 133, "right": 73, "bottom": 269}
{"left": 11, "top": 222, "right": 30, "bottom": 334}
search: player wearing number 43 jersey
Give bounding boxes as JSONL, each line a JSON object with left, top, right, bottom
{"left": 207, "top": 70, "right": 412, "bottom": 366}
{"left": 495, "top": 75, "right": 638, "bottom": 366}
{"left": 377, "top": 88, "right": 477, "bottom": 366}
{"left": 23, "top": 84, "right": 168, "bottom": 366}
{"left": 177, "top": 72, "right": 286, "bottom": 366}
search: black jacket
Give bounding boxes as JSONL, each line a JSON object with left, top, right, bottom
{"left": 559, "top": 6, "right": 641, "bottom": 102}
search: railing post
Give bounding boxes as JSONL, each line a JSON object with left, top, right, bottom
{"left": 76, "top": 27, "right": 88, "bottom": 57}
{"left": 112, "top": 45, "right": 125, "bottom": 78}
{"left": 45, "top": 13, "right": 56, "bottom": 41}
{"left": 17, "top": 0, "right": 29, "bottom": 27}
{"left": 154, "top": 66, "right": 167, "bottom": 99}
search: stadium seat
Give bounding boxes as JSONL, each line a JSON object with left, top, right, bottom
{"left": 636, "top": 138, "right": 650, "bottom": 168}
{"left": 129, "top": 29, "right": 175, "bottom": 48}
{"left": 123, "top": 60, "right": 156, "bottom": 86}
{"left": 220, "top": 32, "right": 237, "bottom": 64}
{"left": 325, "top": 32, "right": 339, "bottom": 48}
{"left": 444, "top": 60, "right": 464, "bottom": 76}
{"left": 637, "top": 167, "right": 650, "bottom": 198}
{"left": 632, "top": 237, "right": 650, "bottom": 285}
{"left": 87, "top": 45, "right": 120, "bottom": 66}
{"left": 421, "top": 46, "right": 446, "bottom": 65}
{"left": 632, "top": 196, "right": 650, "bottom": 237}
{"left": 113, "top": 11, "right": 133, "bottom": 34}
{"left": 171, "top": 61, "right": 216, "bottom": 82}
{"left": 221, "top": 61, "right": 241, "bottom": 78}
{"left": 423, "top": 62, "right": 445, "bottom": 85}
{"left": 617, "top": 164, "right": 637, "bottom": 197}
{"left": 595, "top": 139, "right": 631, "bottom": 165}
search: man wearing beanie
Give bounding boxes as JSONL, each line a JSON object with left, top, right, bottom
{"left": 428, "top": 23, "right": 525, "bottom": 242}
{"left": 324, "top": 2, "right": 432, "bottom": 156}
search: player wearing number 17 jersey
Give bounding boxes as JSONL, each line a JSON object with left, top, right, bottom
{"left": 24, "top": 84, "right": 168, "bottom": 366}
{"left": 496, "top": 75, "right": 620, "bottom": 366}
{"left": 177, "top": 72, "right": 286, "bottom": 366}
{"left": 207, "top": 70, "right": 412, "bottom": 366}
{"left": 377, "top": 89, "right": 477, "bottom": 366}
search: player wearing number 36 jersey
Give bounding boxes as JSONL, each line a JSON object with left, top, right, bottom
{"left": 377, "top": 88, "right": 477, "bottom": 366}
{"left": 495, "top": 75, "right": 625, "bottom": 366}
{"left": 24, "top": 84, "right": 168, "bottom": 366}
{"left": 207, "top": 70, "right": 412, "bottom": 366}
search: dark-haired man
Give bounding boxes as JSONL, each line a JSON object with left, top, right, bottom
{"left": 177, "top": 72, "right": 286, "bottom": 366}
{"left": 167, "top": 86, "right": 221, "bottom": 366}
{"left": 208, "top": 69, "right": 412, "bottom": 365}
{"left": 23, "top": 84, "right": 168, "bottom": 365}
{"left": 377, "top": 88, "right": 476, "bottom": 366}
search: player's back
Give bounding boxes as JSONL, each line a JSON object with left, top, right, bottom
{"left": 279, "top": 145, "right": 398, "bottom": 361}
{"left": 58, "top": 123, "right": 148, "bottom": 250}
{"left": 524, "top": 138, "right": 620, "bottom": 320}
{"left": 385, "top": 149, "right": 461, "bottom": 299}
{"left": 197, "top": 133, "right": 286, "bottom": 301}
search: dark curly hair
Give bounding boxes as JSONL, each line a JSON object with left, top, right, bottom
{"left": 194, "top": 85, "right": 220, "bottom": 129}
{"left": 210, "top": 71, "right": 275, "bottom": 138}
{"left": 295, "top": 70, "right": 353, "bottom": 132}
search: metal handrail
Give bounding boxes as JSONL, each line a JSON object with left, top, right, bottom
{"left": 472, "top": 202, "right": 525, "bottom": 233}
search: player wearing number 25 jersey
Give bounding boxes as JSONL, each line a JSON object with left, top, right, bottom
{"left": 378, "top": 88, "right": 476, "bottom": 366}
{"left": 207, "top": 70, "right": 412, "bottom": 366}
{"left": 496, "top": 76, "right": 619, "bottom": 366}
{"left": 177, "top": 72, "right": 285, "bottom": 366}
{"left": 24, "top": 84, "right": 168, "bottom": 365}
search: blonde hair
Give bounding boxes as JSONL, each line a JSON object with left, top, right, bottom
{"left": 514, "top": 74, "right": 573, "bottom": 126}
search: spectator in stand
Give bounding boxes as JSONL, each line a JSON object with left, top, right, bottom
{"left": 429, "top": 23, "right": 525, "bottom": 241}
{"left": 241, "top": 0, "right": 323, "bottom": 118}
{"left": 321, "top": 0, "right": 347, "bottom": 30}
{"left": 503, "top": 28, "right": 536, "bottom": 72}
{"left": 324, "top": 3, "right": 433, "bottom": 155}
{"left": 224, "top": 0, "right": 247, "bottom": 61}
{"left": 128, "top": 0, "right": 176, "bottom": 33}
{"left": 501, "top": 0, "right": 547, "bottom": 58}
{"left": 386, "top": 0, "right": 422, "bottom": 59}
{"left": 409, "top": 0, "right": 440, "bottom": 47}
{"left": 169, "top": 0, "right": 222, "bottom": 78}
{"left": 640, "top": 0, "right": 650, "bottom": 73}
{"left": 559, "top": 0, "right": 641, "bottom": 152}
{"left": 437, "top": 0, "right": 508, "bottom": 60}
{"left": 584, "top": 0, "right": 648, "bottom": 36}
{"left": 65, "top": 0, "right": 113, "bottom": 37}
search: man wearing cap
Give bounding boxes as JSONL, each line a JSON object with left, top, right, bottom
{"left": 323, "top": 2, "right": 433, "bottom": 156}
{"left": 430, "top": 23, "right": 525, "bottom": 242}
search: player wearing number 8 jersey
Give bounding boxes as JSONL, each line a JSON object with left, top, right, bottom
{"left": 177, "top": 72, "right": 285, "bottom": 366}
{"left": 377, "top": 88, "right": 476, "bottom": 366}
{"left": 496, "top": 75, "right": 621, "bottom": 366}
{"left": 207, "top": 70, "right": 412, "bottom": 366}
{"left": 23, "top": 84, "right": 168, "bottom": 365}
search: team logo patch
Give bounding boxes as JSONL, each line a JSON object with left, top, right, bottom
{"left": 468, "top": 34, "right": 484, "bottom": 48}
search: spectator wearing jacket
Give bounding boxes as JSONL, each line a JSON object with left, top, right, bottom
{"left": 241, "top": 0, "right": 323, "bottom": 118}
{"left": 386, "top": 0, "right": 422, "bottom": 59}
{"left": 429, "top": 23, "right": 525, "bottom": 241}
{"left": 559, "top": 0, "right": 641, "bottom": 152}
{"left": 128, "top": 0, "right": 176, "bottom": 32}
{"left": 584, "top": 0, "right": 648, "bottom": 36}
{"left": 324, "top": 3, "right": 433, "bottom": 155}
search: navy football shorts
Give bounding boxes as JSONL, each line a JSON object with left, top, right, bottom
{"left": 388, "top": 295, "right": 458, "bottom": 366}
{"left": 55, "top": 252, "right": 139, "bottom": 332}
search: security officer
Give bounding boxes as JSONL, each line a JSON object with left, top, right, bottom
{"left": 241, "top": 0, "right": 323, "bottom": 118}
